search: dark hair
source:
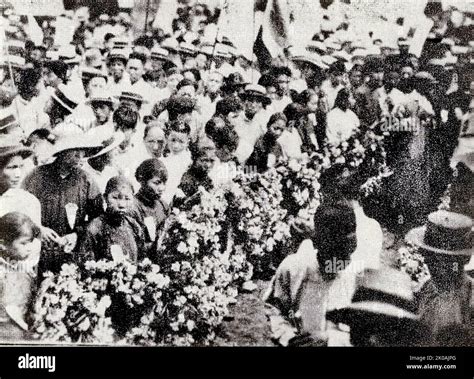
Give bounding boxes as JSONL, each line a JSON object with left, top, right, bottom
{"left": 167, "top": 119, "right": 191, "bottom": 135}
{"left": 267, "top": 112, "right": 287, "bottom": 128}
{"left": 166, "top": 96, "right": 196, "bottom": 121}
{"left": 165, "top": 67, "right": 180, "bottom": 77}
{"left": 211, "top": 123, "right": 239, "bottom": 152}
{"left": 135, "top": 158, "right": 168, "bottom": 184}
{"left": 215, "top": 97, "right": 243, "bottom": 117}
{"left": 104, "top": 175, "right": 134, "bottom": 196}
{"left": 312, "top": 200, "right": 356, "bottom": 247}
{"left": 183, "top": 68, "right": 201, "bottom": 82}
{"left": 128, "top": 52, "right": 147, "bottom": 66}
{"left": 104, "top": 33, "right": 115, "bottom": 42}
{"left": 17, "top": 68, "right": 42, "bottom": 97}
{"left": 26, "top": 128, "right": 56, "bottom": 146}
{"left": 296, "top": 89, "right": 318, "bottom": 106}
{"left": 333, "top": 88, "right": 350, "bottom": 109}
{"left": 177, "top": 78, "right": 197, "bottom": 92}
{"left": 113, "top": 105, "right": 139, "bottom": 131}
{"left": 205, "top": 116, "right": 227, "bottom": 141}
{"left": 0, "top": 212, "right": 40, "bottom": 246}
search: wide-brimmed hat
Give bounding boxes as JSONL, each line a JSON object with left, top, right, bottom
{"left": 150, "top": 46, "right": 173, "bottom": 63}
{"left": 89, "top": 131, "right": 125, "bottom": 159}
{"left": 178, "top": 42, "right": 197, "bottom": 57}
{"left": 406, "top": 210, "right": 473, "bottom": 256}
{"left": 51, "top": 83, "right": 82, "bottom": 113}
{"left": 43, "top": 60, "right": 69, "bottom": 82}
{"left": 81, "top": 67, "right": 108, "bottom": 82}
{"left": 221, "top": 72, "right": 247, "bottom": 93}
{"left": 326, "top": 267, "right": 420, "bottom": 328}
{"left": 291, "top": 55, "right": 329, "bottom": 70}
{"left": 0, "top": 108, "right": 19, "bottom": 132}
{"left": 239, "top": 84, "right": 271, "bottom": 106}
{"left": 161, "top": 38, "right": 179, "bottom": 54}
{"left": 86, "top": 90, "right": 115, "bottom": 107}
{"left": 0, "top": 143, "right": 33, "bottom": 162}
{"left": 52, "top": 131, "right": 102, "bottom": 157}
{"left": 111, "top": 37, "right": 129, "bottom": 50}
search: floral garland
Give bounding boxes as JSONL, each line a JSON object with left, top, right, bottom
{"left": 32, "top": 264, "right": 115, "bottom": 343}
{"left": 397, "top": 244, "right": 431, "bottom": 291}
{"left": 230, "top": 168, "right": 291, "bottom": 278}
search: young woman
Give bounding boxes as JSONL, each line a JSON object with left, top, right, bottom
{"left": 0, "top": 212, "right": 41, "bottom": 341}
{"left": 78, "top": 176, "right": 146, "bottom": 265}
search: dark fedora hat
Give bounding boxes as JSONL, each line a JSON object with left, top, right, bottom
{"left": 406, "top": 211, "right": 473, "bottom": 256}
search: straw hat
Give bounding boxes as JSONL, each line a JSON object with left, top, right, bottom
{"left": 406, "top": 211, "right": 473, "bottom": 256}
{"left": 326, "top": 267, "right": 420, "bottom": 327}
{"left": 107, "top": 49, "right": 129, "bottom": 65}
{"left": 116, "top": 90, "right": 149, "bottom": 105}
{"left": 89, "top": 131, "right": 125, "bottom": 159}
{"left": 85, "top": 90, "right": 115, "bottom": 107}
{"left": 239, "top": 84, "right": 271, "bottom": 106}
{"left": 150, "top": 46, "right": 173, "bottom": 63}
{"left": 52, "top": 131, "right": 102, "bottom": 157}
{"left": 0, "top": 108, "right": 19, "bottom": 132}
{"left": 51, "top": 83, "right": 83, "bottom": 113}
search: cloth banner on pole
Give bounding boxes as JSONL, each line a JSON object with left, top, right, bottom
{"left": 261, "top": 0, "right": 293, "bottom": 58}
{"left": 216, "top": 0, "right": 257, "bottom": 61}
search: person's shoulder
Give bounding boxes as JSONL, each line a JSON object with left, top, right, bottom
{"left": 277, "top": 241, "right": 317, "bottom": 275}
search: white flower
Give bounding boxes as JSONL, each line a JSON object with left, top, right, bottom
{"left": 335, "top": 156, "right": 346, "bottom": 164}
{"left": 78, "top": 317, "right": 91, "bottom": 332}
{"left": 177, "top": 313, "right": 185, "bottom": 323}
{"left": 177, "top": 242, "right": 188, "bottom": 253}
{"left": 186, "top": 320, "right": 195, "bottom": 331}
{"left": 171, "top": 262, "right": 181, "bottom": 272}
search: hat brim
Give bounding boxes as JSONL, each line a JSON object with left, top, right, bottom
{"left": 114, "top": 95, "right": 149, "bottom": 105}
{"left": 326, "top": 302, "right": 419, "bottom": 327}
{"left": 85, "top": 98, "right": 115, "bottom": 106}
{"left": 239, "top": 93, "right": 271, "bottom": 106}
{"left": 53, "top": 144, "right": 102, "bottom": 158}
{"left": 0, "top": 146, "right": 33, "bottom": 161}
{"left": 405, "top": 226, "right": 473, "bottom": 256}
{"left": 90, "top": 134, "right": 125, "bottom": 159}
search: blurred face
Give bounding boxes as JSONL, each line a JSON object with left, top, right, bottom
{"left": 150, "top": 58, "right": 164, "bottom": 71}
{"left": 167, "top": 73, "right": 184, "bottom": 92}
{"left": 195, "top": 53, "right": 207, "bottom": 70}
{"left": 167, "top": 131, "right": 188, "bottom": 154}
{"left": 92, "top": 102, "right": 112, "bottom": 124}
{"left": 144, "top": 126, "right": 165, "bottom": 158}
{"left": 87, "top": 77, "right": 107, "bottom": 97}
{"left": 106, "top": 185, "right": 134, "bottom": 215}
{"left": 58, "top": 149, "right": 85, "bottom": 170}
{"left": 349, "top": 70, "right": 363, "bottom": 88}
{"left": 42, "top": 68, "right": 61, "bottom": 88}
{"left": 244, "top": 97, "right": 263, "bottom": 119}
{"left": 184, "top": 58, "right": 196, "bottom": 70}
{"left": 277, "top": 75, "right": 290, "bottom": 95}
{"left": 368, "top": 71, "right": 384, "bottom": 89}
{"left": 330, "top": 72, "right": 343, "bottom": 87}
{"left": 109, "top": 59, "right": 126, "bottom": 80}
{"left": 268, "top": 119, "right": 286, "bottom": 138}
{"left": 146, "top": 175, "right": 166, "bottom": 197}
{"left": 196, "top": 149, "right": 216, "bottom": 172}
{"left": 6, "top": 229, "right": 37, "bottom": 261}
{"left": 1, "top": 155, "right": 25, "bottom": 189}
{"left": 206, "top": 72, "right": 223, "bottom": 94}
{"left": 30, "top": 48, "right": 44, "bottom": 62}
{"left": 177, "top": 84, "right": 196, "bottom": 98}
{"left": 227, "top": 110, "right": 244, "bottom": 128}
{"left": 401, "top": 66, "right": 414, "bottom": 80}
{"left": 307, "top": 94, "right": 319, "bottom": 112}
{"left": 127, "top": 58, "right": 145, "bottom": 84}
{"left": 266, "top": 86, "right": 278, "bottom": 100}
{"left": 183, "top": 71, "right": 196, "bottom": 82}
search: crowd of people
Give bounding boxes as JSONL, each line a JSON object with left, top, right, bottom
{"left": 0, "top": 0, "right": 472, "bottom": 346}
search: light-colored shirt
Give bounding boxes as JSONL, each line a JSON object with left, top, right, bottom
{"left": 161, "top": 150, "right": 192, "bottom": 204}
{"left": 263, "top": 240, "right": 357, "bottom": 346}
{"left": 234, "top": 117, "right": 266, "bottom": 164}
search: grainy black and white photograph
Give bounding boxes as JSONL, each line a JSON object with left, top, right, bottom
{"left": 0, "top": 0, "right": 472, "bottom": 371}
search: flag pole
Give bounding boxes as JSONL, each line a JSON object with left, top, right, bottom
{"left": 144, "top": 0, "right": 151, "bottom": 34}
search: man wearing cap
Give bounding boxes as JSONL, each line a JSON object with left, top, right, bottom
{"left": 407, "top": 211, "right": 473, "bottom": 346}
{"left": 23, "top": 131, "right": 103, "bottom": 274}
{"left": 106, "top": 49, "right": 131, "bottom": 97}
{"left": 44, "top": 81, "right": 84, "bottom": 128}
{"left": 269, "top": 66, "right": 293, "bottom": 113}
{"left": 235, "top": 84, "right": 272, "bottom": 164}
{"left": 320, "top": 61, "right": 345, "bottom": 109}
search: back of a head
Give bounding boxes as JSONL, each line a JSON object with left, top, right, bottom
{"left": 113, "top": 105, "right": 139, "bottom": 131}
{"left": 135, "top": 158, "right": 168, "bottom": 184}
{"left": 104, "top": 175, "right": 134, "bottom": 196}
{"left": 313, "top": 200, "right": 356, "bottom": 245}
{"left": 215, "top": 97, "right": 243, "bottom": 118}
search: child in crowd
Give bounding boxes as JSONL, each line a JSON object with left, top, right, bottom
{"left": 278, "top": 103, "right": 304, "bottom": 159}
{"left": 161, "top": 120, "right": 192, "bottom": 204}
{"left": 0, "top": 212, "right": 41, "bottom": 341}
{"left": 246, "top": 112, "right": 287, "bottom": 173}
{"left": 78, "top": 176, "right": 146, "bottom": 264}
{"left": 133, "top": 159, "right": 169, "bottom": 245}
